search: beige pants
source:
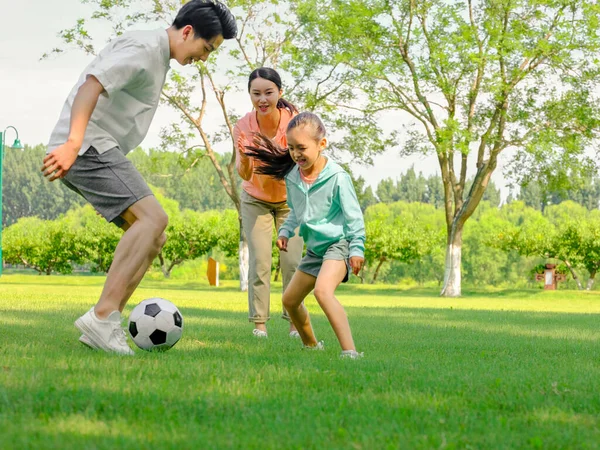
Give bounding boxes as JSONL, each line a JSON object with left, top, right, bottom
{"left": 241, "top": 190, "right": 304, "bottom": 322}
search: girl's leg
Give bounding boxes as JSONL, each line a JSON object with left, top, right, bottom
{"left": 313, "top": 260, "right": 356, "bottom": 351}
{"left": 241, "top": 192, "right": 274, "bottom": 333}
{"left": 282, "top": 270, "right": 318, "bottom": 346}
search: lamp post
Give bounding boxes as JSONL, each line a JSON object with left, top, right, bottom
{"left": 0, "top": 126, "right": 24, "bottom": 277}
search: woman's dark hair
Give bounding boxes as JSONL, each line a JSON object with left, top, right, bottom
{"left": 248, "top": 67, "right": 299, "bottom": 113}
{"left": 173, "top": 0, "right": 238, "bottom": 40}
{"left": 244, "top": 112, "right": 327, "bottom": 180}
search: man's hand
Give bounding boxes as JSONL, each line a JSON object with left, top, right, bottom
{"left": 277, "top": 236, "right": 289, "bottom": 252}
{"left": 41, "top": 141, "right": 80, "bottom": 181}
{"left": 349, "top": 256, "right": 364, "bottom": 275}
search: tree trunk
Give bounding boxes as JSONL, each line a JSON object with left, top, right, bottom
{"left": 239, "top": 217, "right": 249, "bottom": 292}
{"left": 440, "top": 224, "right": 463, "bottom": 297}
{"left": 274, "top": 258, "right": 281, "bottom": 282}
{"left": 371, "top": 257, "right": 386, "bottom": 284}
{"left": 563, "top": 260, "right": 583, "bottom": 290}
{"left": 586, "top": 270, "right": 596, "bottom": 291}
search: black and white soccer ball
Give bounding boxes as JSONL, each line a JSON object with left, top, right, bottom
{"left": 128, "top": 298, "right": 184, "bottom": 351}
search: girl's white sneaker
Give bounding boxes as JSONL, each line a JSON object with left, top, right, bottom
{"left": 340, "top": 350, "right": 364, "bottom": 359}
{"left": 302, "top": 340, "right": 325, "bottom": 350}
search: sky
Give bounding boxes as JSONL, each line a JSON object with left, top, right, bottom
{"left": 0, "top": 0, "right": 512, "bottom": 197}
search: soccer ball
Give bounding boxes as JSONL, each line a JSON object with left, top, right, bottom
{"left": 128, "top": 298, "right": 184, "bottom": 351}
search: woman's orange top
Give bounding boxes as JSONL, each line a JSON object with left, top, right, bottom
{"left": 233, "top": 108, "right": 295, "bottom": 203}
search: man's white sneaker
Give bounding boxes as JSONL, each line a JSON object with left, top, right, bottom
{"left": 79, "top": 334, "right": 98, "bottom": 349}
{"left": 340, "top": 350, "right": 364, "bottom": 359}
{"left": 75, "top": 308, "right": 134, "bottom": 355}
{"left": 289, "top": 330, "right": 301, "bottom": 338}
{"left": 302, "top": 340, "right": 325, "bottom": 350}
{"left": 252, "top": 328, "right": 268, "bottom": 338}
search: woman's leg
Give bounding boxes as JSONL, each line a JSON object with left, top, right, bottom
{"left": 275, "top": 202, "right": 304, "bottom": 332}
{"left": 313, "top": 260, "right": 356, "bottom": 351}
{"left": 241, "top": 192, "right": 275, "bottom": 333}
{"left": 282, "top": 270, "right": 318, "bottom": 346}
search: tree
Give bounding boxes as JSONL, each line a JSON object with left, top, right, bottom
{"left": 364, "top": 202, "right": 444, "bottom": 283}
{"left": 159, "top": 210, "right": 221, "bottom": 278}
{"left": 292, "top": 0, "right": 600, "bottom": 296}
{"left": 3, "top": 217, "right": 85, "bottom": 275}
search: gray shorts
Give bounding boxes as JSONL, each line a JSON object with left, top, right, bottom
{"left": 297, "top": 240, "right": 351, "bottom": 283}
{"left": 60, "top": 146, "right": 153, "bottom": 228}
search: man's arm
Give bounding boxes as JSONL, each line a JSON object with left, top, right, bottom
{"left": 41, "top": 75, "right": 105, "bottom": 181}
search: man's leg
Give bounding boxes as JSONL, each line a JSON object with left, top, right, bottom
{"left": 112, "top": 213, "right": 167, "bottom": 313}
{"left": 95, "top": 196, "right": 168, "bottom": 318}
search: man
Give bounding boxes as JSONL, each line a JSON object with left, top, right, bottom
{"left": 42, "top": 1, "right": 237, "bottom": 354}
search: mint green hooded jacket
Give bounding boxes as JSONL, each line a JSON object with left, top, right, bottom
{"left": 278, "top": 159, "right": 366, "bottom": 258}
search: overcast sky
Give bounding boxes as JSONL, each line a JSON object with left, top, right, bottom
{"left": 0, "top": 0, "right": 512, "bottom": 196}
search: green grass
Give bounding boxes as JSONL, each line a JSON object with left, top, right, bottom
{"left": 1, "top": 274, "right": 600, "bottom": 449}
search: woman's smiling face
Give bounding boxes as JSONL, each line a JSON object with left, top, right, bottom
{"left": 249, "top": 77, "right": 282, "bottom": 116}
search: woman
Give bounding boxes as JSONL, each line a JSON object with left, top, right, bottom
{"left": 233, "top": 67, "right": 304, "bottom": 338}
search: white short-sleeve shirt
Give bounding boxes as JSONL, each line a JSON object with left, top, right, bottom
{"left": 47, "top": 28, "right": 171, "bottom": 156}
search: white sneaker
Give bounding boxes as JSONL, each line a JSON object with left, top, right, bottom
{"left": 289, "top": 330, "right": 301, "bottom": 338}
{"left": 75, "top": 308, "right": 134, "bottom": 355}
{"left": 252, "top": 328, "right": 268, "bottom": 338}
{"left": 302, "top": 340, "right": 325, "bottom": 350}
{"left": 79, "top": 334, "right": 98, "bottom": 349}
{"left": 340, "top": 350, "right": 364, "bottom": 359}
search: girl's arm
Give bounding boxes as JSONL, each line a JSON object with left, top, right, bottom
{"left": 338, "top": 174, "right": 366, "bottom": 258}
{"left": 233, "top": 124, "right": 254, "bottom": 181}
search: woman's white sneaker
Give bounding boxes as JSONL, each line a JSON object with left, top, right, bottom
{"left": 252, "top": 328, "right": 268, "bottom": 338}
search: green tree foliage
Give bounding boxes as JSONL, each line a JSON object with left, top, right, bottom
{"left": 515, "top": 175, "right": 600, "bottom": 212}
{"left": 62, "top": 205, "right": 121, "bottom": 273}
{"left": 376, "top": 169, "right": 501, "bottom": 208}
{"left": 291, "top": 0, "right": 600, "bottom": 296}
{"left": 363, "top": 202, "right": 445, "bottom": 283}
{"left": 3, "top": 217, "right": 85, "bottom": 275}
{"left": 159, "top": 209, "right": 222, "bottom": 278}
{"left": 128, "top": 148, "right": 235, "bottom": 212}
{"left": 2, "top": 144, "right": 84, "bottom": 227}
{"left": 491, "top": 201, "right": 600, "bottom": 289}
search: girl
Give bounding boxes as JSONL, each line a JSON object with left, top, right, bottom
{"left": 245, "top": 112, "right": 365, "bottom": 359}
{"left": 233, "top": 68, "right": 304, "bottom": 338}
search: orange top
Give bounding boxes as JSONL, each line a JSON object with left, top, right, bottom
{"left": 234, "top": 108, "right": 295, "bottom": 203}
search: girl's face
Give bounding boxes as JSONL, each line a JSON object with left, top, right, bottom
{"left": 286, "top": 126, "right": 327, "bottom": 172}
{"left": 249, "top": 77, "right": 282, "bottom": 116}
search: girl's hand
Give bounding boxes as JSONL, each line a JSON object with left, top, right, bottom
{"left": 277, "top": 236, "right": 289, "bottom": 252}
{"left": 349, "top": 256, "right": 364, "bottom": 275}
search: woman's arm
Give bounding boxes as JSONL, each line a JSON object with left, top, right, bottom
{"left": 233, "top": 124, "right": 254, "bottom": 181}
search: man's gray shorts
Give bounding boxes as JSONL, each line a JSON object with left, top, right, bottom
{"left": 297, "top": 239, "right": 351, "bottom": 283}
{"left": 60, "top": 146, "right": 153, "bottom": 228}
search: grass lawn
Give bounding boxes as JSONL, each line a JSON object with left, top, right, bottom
{"left": 1, "top": 274, "right": 600, "bottom": 449}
